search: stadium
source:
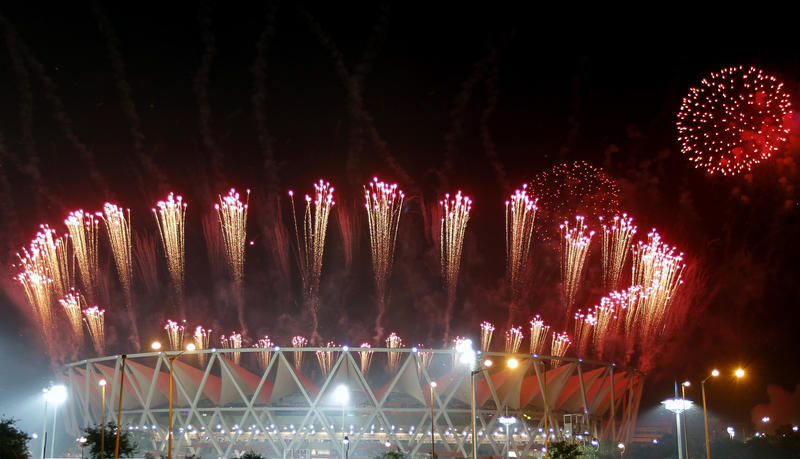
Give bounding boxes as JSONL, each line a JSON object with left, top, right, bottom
{"left": 61, "top": 346, "right": 643, "bottom": 458}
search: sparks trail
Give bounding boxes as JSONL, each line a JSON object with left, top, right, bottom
{"left": 292, "top": 336, "right": 307, "bottom": 368}
{"left": 215, "top": 188, "right": 250, "bottom": 333}
{"left": 600, "top": 214, "right": 637, "bottom": 292}
{"left": 677, "top": 65, "right": 793, "bottom": 175}
{"left": 439, "top": 191, "right": 472, "bottom": 342}
{"left": 193, "top": 326, "right": 212, "bottom": 366}
{"left": 529, "top": 315, "right": 550, "bottom": 355}
{"left": 59, "top": 290, "right": 85, "bottom": 339}
{"left": 593, "top": 287, "right": 640, "bottom": 359}
{"left": 220, "top": 332, "right": 243, "bottom": 364}
{"left": 315, "top": 342, "right": 338, "bottom": 376}
{"left": 65, "top": 211, "right": 100, "bottom": 302}
{"left": 385, "top": 332, "right": 403, "bottom": 372}
{"left": 559, "top": 216, "right": 594, "bottom": 316}
{"left": 479, "top": 321, "right": 495, "bottom": 353}
{"left": 364, "top": 178, "right": 404, "bottom": 342}
{"left": 153, "top": 193, "right": 187, "bottom": 316}
{"left": 288, "top": 181, "right": 335, "bottom": 344}
{"left": 100, "top": 203, "right": 139, "bottom": 346}
{"left": 255, "top": 336, "right": 274, "bottom": 370}
{"left": 571, "top": 309, "right": 596, "bottom": 357}
{"left": 83, "top": 306, "right": 105, "bottom": 355}
{"left": 164, "top": 319, "right": 186, "bottom": 351}
{"left": 504, "top": 326, "right": 523, "bottom": 354}
{"left": 504, "top": 185, "right": 537, "bottom": 325}
{"left": 359, "top": 342, "right": 374, "bottom": 375}
{"left": 550, "top": 332, "right": 571, "bottom": 367}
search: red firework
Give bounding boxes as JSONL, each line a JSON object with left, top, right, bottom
{"left": 529, "top": 161, "right": 620, "bottom": 239}
{"left": 677, "top": 65, "right": 793, "bottom": 175}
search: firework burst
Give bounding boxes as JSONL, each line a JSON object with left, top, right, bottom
{"left": 550, "top": 332, "right": 571, "bottom": 367}
{"left": 164, "top": 320, "right": 186, "bottom": 351}
{"left": 193, "top": 326, "right": 212, "bottom": 366}
{"left": 221, "top": 332, "right": 243, "bottom": 364}
{"left": 440, "top": 191, "right": 472, "bottom": 341}
{"left": 479, "top": 321, "right": 495, "bottom": 353}
{"left": 505, "top": 185, "right": 537, "bottom": 322}
{"left": 288, "top": 180, "right": 335, "bottom": 344}
{"left": 417, "top": 344, "right": 433, "bottom": 369}
{"left": 215, "top": 189, "right": 250, "bottom": 332}
{"left": 593, "top": 287, "right": 640, "bottom": 358}
{"left": 64, "top": 210, "right": 100, "bottom": 301}
{"left": 315, "top": 341, "right": 338, "bottom": 376}
{"left": 364, "top": 178, "right": 404, "bottom": 342}
{"left": 15, "top": 250, "right": 54, "bottom": 333}
{"left": 504, "top": 326, "right": 523, "bottom": 354}
{"left": 359, "top": 342, "right": 374, "bottom": 375}
{"left": 83, "top": 306, "right": 105, "bottom": 355}
{"left": 292, "top": 335, "right": 308, "bottom": 368}
{"left": 677, "top": 65, "right": 793, "bottom": 175}
{"left": 153, "top": 193, "right": 187, "bottom": 313}
{"left": 100, "top": 204, "right": 133, "bottom": 302}
{"left": 58, "top": 290, "right": 85, "bottom": 339}
{"left": 529, "top": 315, "right": 550, "bottom": 355}
{"left": 255, "top": 336, "right": 274, "bottom": 370}
{"left": 31, "top": 225, "right": 72, "bottom": 299}
{"left": 559, "top": 216, "right": 595, "bottom": 315}
{"left": 385, "top": 332, "right": 403, "bottom": 372}
{"left": 600, "top": 214, "right": 637, "bottom": 291}
{"left": 572, "top": 309, "right": 596, "bottom": 357}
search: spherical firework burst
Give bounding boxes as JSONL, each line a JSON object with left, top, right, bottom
{"left": 529, "top": 161, "right": 620, "bottom": 239}
{"left": 677, "top": 65, "right": 793, "bottom": 175}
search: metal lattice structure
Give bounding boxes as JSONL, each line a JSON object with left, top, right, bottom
{"left": 61, "top": 348, "right": 643, "bottom": 458}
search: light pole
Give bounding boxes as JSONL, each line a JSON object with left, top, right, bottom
{"left": 498, "top": 408, "right": 517, "bottom": 459}
{"left": 662, "top": 391, "right": 692, "bottom": 459}
{"left": 47, "top": 384, "right": 68, "bottom": 459}
{"left": 333, "top": 384, "right": 349, "bottom": 459}
{"left": 114, "top": 354, "right": 127, "bottom": 459}
{"left": 152, "top": 341, "right": 196, "bottom": 459}
{"left": 343, "top": 435, "right": 350, "bottom": 459}
{"left": 701, "top": 367, "right": 745, "bottom": 459}
{"left": 617, "top": 441, "right": 626, "bottom": 458}
{"left": 430, "top": 381, "right": 437, "bottom": 458}
{"left": 40, "top": 387, "right": 49, "bottom": 459}
{"left": 79, "top": 436, "right": 87, "bottom": 459}
{"left": 681, "top": 381, "right": 691, "bottom": 458}
{"left": 99, "top": 379, "right": 107, "bottom": 459}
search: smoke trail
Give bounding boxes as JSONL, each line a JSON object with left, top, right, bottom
{"left": 480, "top": 50, "right": 509, "bottom": 192}
{"left": 91, "top": 2, "right": 167, "bottom": 190}
{"left": 267, "top": 197, "right": 291, "bottom": 283}
{"left": 336, "top": 203, "right": 361, "bottom": 272}
{"left": 202, "top": 211, "right": 225, "bottom": 280}
{"left": 133, "top": 231, "right": 160, "bottom": 297}
{"left": 0, "top": 15, "right": 111, "bottom": 198}
{"left": 194, "top": 2, "right": 224, "bottom": 186}
{"left": 0, "top": 133, "right": 20, "bottom": 256}
{"left": 558, "top": 57, "right": 587, "bottom": 162}
{"left": 252, "top": 2, "right": 280, "bottom": 198}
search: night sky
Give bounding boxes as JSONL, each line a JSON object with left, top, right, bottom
{"left": 1, "top": 3, "right": 800, "bottom": 448}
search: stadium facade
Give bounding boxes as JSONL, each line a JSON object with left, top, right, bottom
{"left": 62, "top": 347, "right": 643, "bottom": 458}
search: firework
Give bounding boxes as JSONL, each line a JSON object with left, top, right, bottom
{"left": 629, "top": 231, "right": 686, "bottom": 341}
{"left": 504, "top": 327, "right": 523, "bottom": 354}
{"left": 572, "top": 309, "right": 596, "bottom": 357}
{"left": 193, "top": 326, "right": 212, "bottom": 366}
{"left": 677, "top": 65, "right": 793, "bottom": 175}
{"left": 288, "top": 181, "right": 335, "bottom": 344}
{"left": 440, "top": 191, "right": 472, "bottom": 340}
{"left": 83, "top": 306, "right": 105, "bottom": 355}
{"left": 529, "top": 161, "right": 620, "bottom": 239}
{"left": 364, "top": 178, "right": 404, "bottom": 342}
{"left": 58, "top": 290, "right": 85, "bottom": 338}
{"left": 315, "top": 341, "right": 338, "bottom": 376}
{"left": 15, "top": 249, "right": 54, "bottom": 333}
{"left": 164, "top": 320, "right": 186, "bottom": 351}
{"left": 505, "top": 185, "right": 537, "bottom": 310}
{"left": 255, "top": 336, "right": 275, "bottom": 370}
{"left": 359, "top": 342, "right": 374, "bottom": 375}
{"left": 292, "top": 336, "right": 308, "bottom": 368}
{"left": 529, "top": 315, "right": 550, "bottom": 355}
{"left": 30, "top": 225, "right": 72, "bottom": 299}
{"left": 221, "top": 332, "right": 243, "bottom": 364}
{"left": 417, "top": 344, "right": 433, "bottom": 369}
{"left": 479, "top": 321, "right": 495, "bottom": 353}
{"left": 385, "top": 332, "right": 403, "bottom": 372}
{"left": 559, "top": 216, "right": 595, "bottom": 314}
{"left": 100, "top": 204, "right": 133, "bottom": 303}
{"left": 64, "top": 210, "right": 100, "bottom": 301}
{"left": 215, "top": 188, "right": 250, "bottom": 287}
{"left": 600, "top": 214, "right": 637, "bottom": 291}
{"left": 451, "top": 336, "right": 468, "bottom": 367}
{"left": 550, "top": 332, "right": 571, "bottom": 367}
{"left": 153, "top": 193, "right": 187, "bottom": 311}
{"left": 593, "top": 287, "right": 640, "bottom": 357}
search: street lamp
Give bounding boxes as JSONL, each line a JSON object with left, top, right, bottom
{"left": 46, "top": 384, "right": 68, "bottom": 459}
{"left": 498, "top": 409, "right": 517, "bottom": 459}
{"left": 333, "top": 384, "right": 349, "bottom": 459}
{"left": 680, "top": 381, "right": 691, "bottom": 459}
{"left": 78, "top": 436, "right": 87, "bottom": 459}
{"left": 99, "top": 379, "right": 107, "bottom": 459}
{"left": 662, "top": 394, "right": 692, "bottom": 459}
{"left": 343, "top": 435, "right": 350, "bottom": 459}
{"left": 152, "top": 341, "right": 196, "bottom": 459}
{"left": 430, "top": 381, "right": 437, "bottom": 458}
{"left": 617, "top": 441, "right": 626, "bottom": 457}
{"left": 702, "top": 367, "right": 745, "bottom": 459}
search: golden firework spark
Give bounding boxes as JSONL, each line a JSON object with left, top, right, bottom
{"left": 15, "top": 249, "right": 54, "bottom": 333}
{"left": 505, "top": 186, "right": 537, "bottom": 305}
{"left": 221, "top": 332, "right": 243, "bottom": 364}
{"left": 215, "top": 188, "right": 250, "bottom": 287}
{"left": 529, "top": 315, "right": 550, "bottom": 355}
{"left": 58, "top": 290, "right": 85, "bottom": 338}
{"left": 572, "top": 309, "right": 596, "bottom": 357}
{"left": 359, "top": 342, "right": 374, "bottom": 375}
{"left": 479, "top": 321, "right": 495, "bottom": 353}
{"left": 364, "top": 177, "right": 404, "bottom": 342}
{"left": 593, "top": 287, "right": 640, "bottom": 357}
{"left": 600, "top": 214, "right": 637, "bottom": 291}
{"left": 255, "top": 336, "right": 274, "bottom": 370}
{"left": 315, "top": 341, "right": 338, "bottom": 376}
{"left": 100, "top": 204, "right": 133, "bottom": 304}
{"left": 83, "top": 306, "right": 105, "bottom": 355}
{"left": 153, "top": 193, "right": 187, "bottom": 310}
{"left": 164, "top": 319, "right": 186, "bottom": 351}
{"left": 550, "top": 331, "right": 571, "bottom": 367}
{"left": 504, "top": 326, "right": 524, "bottom": 354}
{"left": 193, "top": 326, "right": 212, "bottom": 366}
{"left": 289, "top": 180, "right": 335, "bottom": 344}
{"left": 440, "top": 191, "right": 472, "bottom": 339}
{"left": 385, "top": 332, "right": 403, "bottom": 372}
{"left": 559, "top": 216, "right": 595, "bottom": 314}
{"left": 292, "top": 335, "right": 308, "bottom": 368}
{"left": 31, "top": 225, "right": 72, "bottom": 299}
{"left": 65, "top": 210, "right": 100, "bottom": 301}
{"left": 416, "top": 344, "right": 433, "bottom": 369}
{"left": 451, "top": 336, "right": 468, "bottom": 367}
